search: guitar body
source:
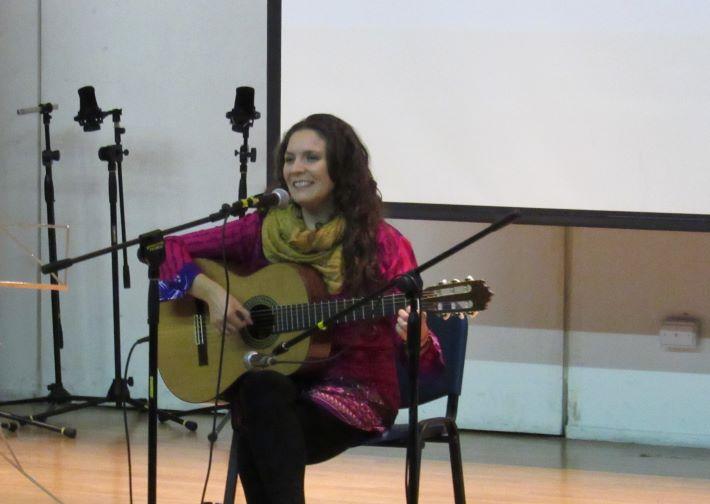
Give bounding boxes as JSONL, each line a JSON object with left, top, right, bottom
{"left": 158, "top": 258, "right": 492, "bottom": 403}
{"left": 158, "top": 259, "right": 330, "bottom": 403}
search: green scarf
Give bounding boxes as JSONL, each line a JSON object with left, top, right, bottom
{"left": 261, "top": 204, "right": 346, "bottom": 294}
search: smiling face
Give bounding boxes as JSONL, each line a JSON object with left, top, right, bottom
{"left": 282, "top": 128, "right": 336, "bottom": 222}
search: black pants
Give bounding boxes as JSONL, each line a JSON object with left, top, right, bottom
{"left": 229, "top": 371, "right": 370, "bottom": 504}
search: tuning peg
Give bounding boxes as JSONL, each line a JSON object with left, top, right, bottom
{"left": 465, "top": 275, "right": 474, "bottom": 281}
{"left": 451, "top": 278, "right": 461, "bottom": 283}
{"left": 438, "top": 279, "right": 449, "bottom": 285}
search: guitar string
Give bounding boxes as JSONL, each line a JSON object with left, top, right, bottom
{"left": 244, "top": 293, "right": 451, "bottom": 326}
{"left": 244, "top": 293, "right": 471, "bottom": 319}
{"left": 242, "top": 289, "right": 465, "bottom": 317}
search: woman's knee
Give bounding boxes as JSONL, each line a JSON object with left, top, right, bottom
{"left": 236, "top": 371, "right": 299, "bottom": 413}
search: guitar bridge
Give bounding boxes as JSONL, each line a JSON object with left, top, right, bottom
{"left": 194, "top": 300, "right": 209, "bottom": 367}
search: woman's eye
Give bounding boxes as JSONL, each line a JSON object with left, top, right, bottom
{"left": 307, "top": 154, "right": 320, "bottom": 162}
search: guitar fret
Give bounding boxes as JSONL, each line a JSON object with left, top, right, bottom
{"left": 276, "top": 292, "right": 434, "bottom": 334}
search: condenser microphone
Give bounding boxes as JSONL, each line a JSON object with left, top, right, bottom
{"left": 226, "top": 86, "right": 260, "bottom": 132}
{"left": 74, "top": 86, "right": 105, "bottom": 131}
{"left": 243, "top": 351, "right": 277, "bottom": 369}
{"left": 233, "top": 188, "right": 290, "bottom": 212}
{"left": 17, "top": 103, "right": 58, "bottom": 115}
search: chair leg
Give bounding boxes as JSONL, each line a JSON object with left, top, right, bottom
{"left": 406, "top": 436, "right": 426, "bottom": 504}
{"left": 223, "top": 431, "right": 240, "bottom": 504}
{"left": 446, "top": 422, "right": 466, "bottom": 504}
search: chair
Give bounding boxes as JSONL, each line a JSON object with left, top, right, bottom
{"left": 220, "top": 313, "right": 469, "bottom": 504}
{"left": 363, "top": 313, "right": 468, "bottom": 503}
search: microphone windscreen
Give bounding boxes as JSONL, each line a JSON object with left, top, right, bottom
{"left": 77, "top": 86, "right": 101, "bottom": 116}
{"left": 272, "top": 188, "right": 290, "bottom": 209}
{"left": 75, "top": 86, "right": 103, "bottom": 131}
{"left": 234, "top": 86, "right": 255, "bottom": 115}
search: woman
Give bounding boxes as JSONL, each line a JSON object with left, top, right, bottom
{"left": 159, "top": 114, "right": 444, "bottom": 503}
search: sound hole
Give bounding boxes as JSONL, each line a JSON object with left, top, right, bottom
{"left": 240, "top": 298, "right": 277, "bottom": 349}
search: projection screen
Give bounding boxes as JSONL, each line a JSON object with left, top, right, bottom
{"left": 280, "top": 1, "right": 710, "bottom": 229}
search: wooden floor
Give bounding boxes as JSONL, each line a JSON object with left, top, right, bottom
{"left": 1, "top": 406, "right": 710, "bottom": 503}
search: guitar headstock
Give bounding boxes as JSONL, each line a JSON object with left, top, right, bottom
{"left": 421, "top": 276, "right": 493, "bottom": 319}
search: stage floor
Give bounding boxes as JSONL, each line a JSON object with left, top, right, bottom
{"left": 1, "top": 406, "right": 710, "bottom": 503}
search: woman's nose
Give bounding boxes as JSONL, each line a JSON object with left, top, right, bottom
{"left": 290, "top": 159, "right": 306, "bottom": 172}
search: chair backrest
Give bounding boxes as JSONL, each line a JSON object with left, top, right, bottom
{"left": 397, "top": 314, "right": 469, "bottom": 408}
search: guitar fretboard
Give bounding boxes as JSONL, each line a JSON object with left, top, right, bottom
{"left": 272, "top": 293, "right": 409, "bottom": 333}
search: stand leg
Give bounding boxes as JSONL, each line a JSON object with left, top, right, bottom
{"left": 0, "top": 410, "right": 76, "bottom": 438}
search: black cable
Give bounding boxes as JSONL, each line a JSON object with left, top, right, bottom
{"left": 123, "top": 335, "right": 149, "bottom": 504}
{"left": 200, "top": 214, "right": 231, "bottom": 503}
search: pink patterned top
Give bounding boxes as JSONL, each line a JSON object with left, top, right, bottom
{"left": 158, "top": 210, "right": 444, "bottom": 432}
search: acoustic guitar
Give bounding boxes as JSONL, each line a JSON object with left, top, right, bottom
{"left": 158, "top": 258, "right": 492, "bottom": 403}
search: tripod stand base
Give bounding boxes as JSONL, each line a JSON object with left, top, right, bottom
{"left": 0, "top": 378, "right": 196, "bottom": 434}
{"left": 0, "top": 410, "right": 76, "bottom": 438}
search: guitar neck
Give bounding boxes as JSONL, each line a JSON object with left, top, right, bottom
{"left": 273, "top": 293, "right": 408, "bottom": 333}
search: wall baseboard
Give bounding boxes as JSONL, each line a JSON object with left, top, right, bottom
{"left": 566, "top": 424, "right": 710, "bottom": 449}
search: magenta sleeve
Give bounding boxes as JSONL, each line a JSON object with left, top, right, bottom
{"left": 377, "top": 223, "right": 445, "bottom": 374}
{"left": 158, "top": 211, "right": 268, "bottom": 297}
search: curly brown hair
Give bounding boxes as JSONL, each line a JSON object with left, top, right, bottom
{"left": 272, "top": 114, "right": 384, "bottom": 295}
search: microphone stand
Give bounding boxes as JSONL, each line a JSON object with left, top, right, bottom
{"left": 235, "top": 127, "right": 257, "bottom": 201}
{"left": 0, "top": 103, "right": 76, "bottom": 437}
{"left": 41, "top": 200, "right": 252, "bottom": 504}
{"left": 226, "top": 86, "right": 260, "bottom": 201}
{"left": 29, "top": 110, "right": 194, "bottom": 433}
{"left": 261, "top": 211, "right": 520, "bottom": 504}
{"left": 176, "top": 94, "right": 261, "bottom": 437}
{"left": 99, "top": 124, "right": 136, "bottom": 409}
{"left": 98, "top": 109, "right": 133, "bottom": 408}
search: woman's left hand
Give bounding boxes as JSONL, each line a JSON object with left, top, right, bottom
{"left": 396, "top": 307, "right": 430, "bottom": 348}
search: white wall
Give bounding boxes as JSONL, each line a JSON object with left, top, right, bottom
{"left": 0, "top": 0, "right": 42, "bottom": 395}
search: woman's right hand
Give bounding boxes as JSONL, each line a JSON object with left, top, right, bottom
{"left": 188, "top": 273, "right": 253, "bottom": 336}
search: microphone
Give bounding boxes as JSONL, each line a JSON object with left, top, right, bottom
{"left": 243, "top": 351, "right": 277, "bottom": 369}
{"left": 233, "top": 188, "right": 290, "bottom": 212}
{"left": 226, "top": 86, "right": 260, "bottom": 133}
{"left": 74, "top": 86, "right": 105, "bottom": 131}
{"left": 17, "top": 103, "right": 58, "bottom": 115}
